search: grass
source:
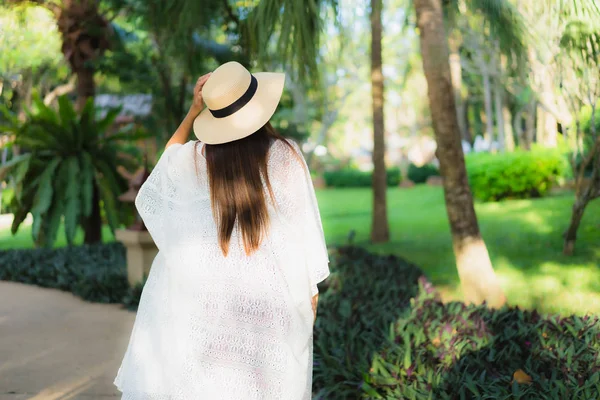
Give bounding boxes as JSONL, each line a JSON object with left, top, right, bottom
{"left": 1, "top": 186, "right": 599, "bottom": 315}
{"left": 316, "top": 186, "right": 600, "bottom": 316}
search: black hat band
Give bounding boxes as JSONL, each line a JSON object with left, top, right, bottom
{"left": 209, "top": 75, "right": 258, "bottom": 119}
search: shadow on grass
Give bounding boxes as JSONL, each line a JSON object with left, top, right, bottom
{"left": 319, "top": 187, "right": 600, "bottom": 315}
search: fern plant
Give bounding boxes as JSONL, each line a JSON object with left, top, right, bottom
{"left": 0, "top": 95, "right": 144, "bottom": 248}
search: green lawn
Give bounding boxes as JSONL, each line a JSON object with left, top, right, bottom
{"left": 2, "top": 186, "right": 599, "bottom": 315}
{"left": 317, "top": 186, "right": 600, "bottom": 316}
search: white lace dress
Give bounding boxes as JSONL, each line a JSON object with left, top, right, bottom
{"left": 113, "top": 139, "right": 330, "bottom": 400}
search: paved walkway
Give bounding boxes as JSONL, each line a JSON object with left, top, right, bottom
{"left": 0, "top": 281, "right": 135, "bottom": 400}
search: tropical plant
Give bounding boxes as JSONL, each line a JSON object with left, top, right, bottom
{"left": 365, "top": 285, "right": 600, "bottom": 399}
{"left": 0, "top": 95, "right": 142, "bottom": 247}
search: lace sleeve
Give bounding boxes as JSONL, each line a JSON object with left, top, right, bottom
{"left": 134, "top": 142, "right": 192, "bottom": 251}
{"left": 269, "top": 139, "right": 330, "bottom": 296}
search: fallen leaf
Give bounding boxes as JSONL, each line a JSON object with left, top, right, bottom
{"left": 513, "top": 369, "right": 533, "bottom": 385}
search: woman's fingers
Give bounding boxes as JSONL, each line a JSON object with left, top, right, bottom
{"left": 196, "top": 73, "right": 212, "bottom": 87}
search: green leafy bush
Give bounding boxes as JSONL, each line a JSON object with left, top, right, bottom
{"left": 323, "top": 168, "right": 402, "bottom": 188}
{"left": 466, "top": 149, "right": 569, "bottom": 202}
{"left": 408, "top": 163, "right": 440, "bottom": 184}
{"left": 313, "top": 246, "right": 425, "bottom": 399}
{"left": 0, "top": 243, "right": 129, "bottom": 303}
{"left": 0, "top": 95, "right": 148, "bottom": 247}
{"left": 364, "top": 287, "right": 600, "bottom": 399}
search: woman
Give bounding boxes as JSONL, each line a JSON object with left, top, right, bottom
{"left": 113, "top": 61, "right": 329, "bottom": 400}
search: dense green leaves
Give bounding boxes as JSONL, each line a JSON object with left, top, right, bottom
{"left": 365, "top": 288, "right": 600, "bottom": 399}
{"left": 313, "top": 246, "right": 425, "bottom": 399}
{"left": 466, "top": 149, "right": 569, "bottom": 202}
{"left": 0, "top": 243, "right": 129, "bottom": 303}
{"left": 407, "top": 163, "right": 440, "bottom": 184}
{"left": 323, "top": 168, "right": 402, "bottom": 188}
{"left": 0, "top": 95, "right": 139, "bottom": 247}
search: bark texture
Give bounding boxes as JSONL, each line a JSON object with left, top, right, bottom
{"left": 370, "top": 0, "right": 390, "bottom": 243}
{"left": 415, "top": 0, "right": 506, "bottom": 307}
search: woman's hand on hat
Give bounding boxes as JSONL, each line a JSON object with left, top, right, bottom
{"left": 189, "top": 73, "right": 212, "bottom": 116}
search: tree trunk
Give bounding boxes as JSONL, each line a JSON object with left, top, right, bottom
{"left": 415, "top": 0, "right": 506, "bottom": 308}
{"left": 513, "top": 108, "right": 524, "bottom": 148}
{"left": 537, "top": 106, "right": 558, "bottom": 148}
{"left": 563, "top": 196, "right": 589, "bottom": 255}
{"left": 482, "top": 69, "right": 494, "bottom": 143}
{"left": 84, "top": 184, "right": 102, "bottom": 244}
{"left": 74, "top": 67, "right": 95, "bottom": 111}
{"left": 493, "top": 78, "right": 505, "bottom": 151}
{"left": 370, "top": 0, "right": 389, "bottom": 243}
{"left": 524, "top": 100, "right": 536, "bottom": 149}
{"left": 503, "top": 106, "right": 515, "bottom": 151}
{"left": 449, "top": 38, "right": 468, "bottom": 141}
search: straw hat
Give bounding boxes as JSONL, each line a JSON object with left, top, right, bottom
{"left": 193, "top": 62, "right": 286, "bottom": 145}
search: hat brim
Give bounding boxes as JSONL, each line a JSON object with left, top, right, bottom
{"left": 192, "top": 72, "right": 285, "bottom": 145}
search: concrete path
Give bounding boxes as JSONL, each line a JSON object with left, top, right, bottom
{"left": 0, "top": 281, "right": 135, "bottom": 400}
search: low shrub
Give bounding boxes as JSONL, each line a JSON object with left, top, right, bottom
{"left": 408, "top": 163, "right": 440, "bottom": 184}
{"left": 122, "top": 279, "right": 145, "bottom": 311}
{"left": 466, "top": 149, "right": 569, "bottom": 202}
{"left": 323, "top": 168, "right": 401, "bottom": 188}
{"left": 364, "top": 286, "right": 600, "bottom": 399}
{"left": 313, "top": 246, "right": 425, "bottom": 399}
{"left": 0, "top": 243, "right": 129, "bottom": 303}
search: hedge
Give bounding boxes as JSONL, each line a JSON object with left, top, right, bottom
{"left": 364, "top": 286, "right": 600, "bottom": 399}
{"left": 323, "top": 168, "right": 402, "bottom": 188}
{"left": 408, "top": 163, "right": 440, "bottom": 184}
{"left": 466, "top": 149, "right": 569, "bottom": 202}
{"left": 0, "top": 243, "right": 132, "bottom": 304}
{"left": 313, "top": 246, "right": 425, "bottom": 399}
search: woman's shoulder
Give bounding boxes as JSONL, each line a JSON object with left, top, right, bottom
{"left": 267, "top": 138, "right": 306, "bottom": 176}
{"left": 269, "top": 137, "right": 302, "bottom": 156}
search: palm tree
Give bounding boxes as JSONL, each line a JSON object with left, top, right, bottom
{"left": 413, "top": 0, "right": 520, "bottom": 307}
{"left": 370, "top": 0, "right": 390, "bottom": 243}
{"left": 12, "top": 0, "right": 112, "bottom": 110}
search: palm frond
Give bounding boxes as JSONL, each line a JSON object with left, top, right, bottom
{"left": 99, "top": 128, "right": 153, "bottom": 144}
{"left": 80, "top": 152, "right": 95, "bottom": 218}
{"left": 30, "top": 158, "right": 61, "bottom": 241}
{"left": 468, "top": 0, "right": 528, "bottom": 62}
{"left": 243, "top": 0, "right": 338, "bottom": 83}
{"left": 96, "top": 107, "right": 122, "bottom": 134}
{"left": 5, "top": 95, "right": 142, "bottom": 246}
{"left": 57, "top": 95, "right": 78, "bottom": 126}
{"left": 0, "top": 154, "right": 31, "bottom": 181}
{"left": 0, "top": 104, "right": 19, "bottom": 126}
{"left": 30, "top": 94, "right": 59, "bottom": 125}
{"left": 63, "top": 156, "right": 81, "bottom": 245}
{"left": 97, "top": 177, "right": 120, "bottom": 234}
{"left": 42, "top": 194, "right": 64, "bottom": 248}
{"left": 10, "top": 190, "right": 34, "bottom": 235}
{"left": 30, "top": 158, "right": 60, "bottom": 218}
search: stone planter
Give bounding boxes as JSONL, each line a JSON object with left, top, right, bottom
{"left": 116, "top": 229, "right": 158, "bottom": 286}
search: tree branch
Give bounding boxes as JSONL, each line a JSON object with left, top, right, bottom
{"left": 43, "top": 76, "right": 76, "bottom": 105}
{"left": 223, "top": 0, "right": 240, "bottom": 26}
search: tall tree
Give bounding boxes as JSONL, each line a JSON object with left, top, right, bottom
{"left": 370, "top": 0, "right": 389, "bottom": 243}
{"left": 414, "top": 0, "right": 506, "bottom": 307}
{"left": 9, "top": 0, "right": 113, "bottom": 110}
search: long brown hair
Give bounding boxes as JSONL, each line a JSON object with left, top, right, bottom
{"left": 198, "top": 122, "right": 299, "bottom": 256}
